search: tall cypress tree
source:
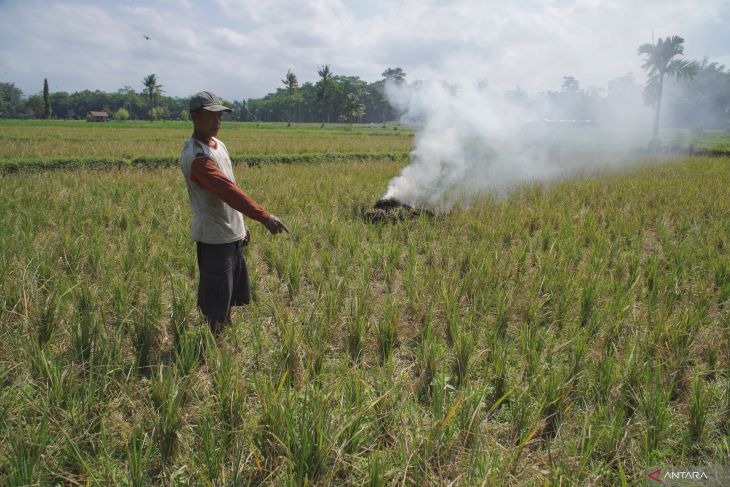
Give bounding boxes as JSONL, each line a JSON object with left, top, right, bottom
{"left": 43, "top": 78, "right": 51, "bottom": 119}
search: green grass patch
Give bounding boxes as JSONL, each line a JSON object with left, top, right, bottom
{"left": 0, "top": 120, "right": 415, "bottom": 163}
{"left": 0, "top": 155, "right": 729, "bottom": 485}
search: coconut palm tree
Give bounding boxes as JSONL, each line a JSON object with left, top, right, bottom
{"left": 638, "top": 36, "right": 698, "bottom": 145}
{"left": 316, "top": 65, "right": 334, "bottom": 125}
{"left": 342, "top": 93, "right": 365, "bottom": 124}
{"left": 142, "top": 74, "right": 163, "bottom": 118}
{"left": 282, "top": 69, "right": 298, "bottom": 126}
{"left": 380, "top": 68, "right": 406, "bottom": 124}
{"left": 381, "top": 67, "right": 406, "bottom": 85}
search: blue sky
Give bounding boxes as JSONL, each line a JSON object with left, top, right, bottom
{"left": 1, "top": 0, "right": 728, "bottom": 100}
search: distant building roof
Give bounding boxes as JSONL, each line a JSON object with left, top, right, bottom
{"left": 89, "top": 111, "right": 109, "bottom": 117}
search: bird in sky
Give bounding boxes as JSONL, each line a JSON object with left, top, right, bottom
{"left": 143, "top": 35, "right": 151, "bottom": 40}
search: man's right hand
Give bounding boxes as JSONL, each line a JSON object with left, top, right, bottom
{"left": 264, "top": 214, "right": 290, "bottom": 234}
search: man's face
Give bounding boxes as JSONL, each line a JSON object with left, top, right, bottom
{"left": 192, "top": 109, "right": 223, "bottom": 139}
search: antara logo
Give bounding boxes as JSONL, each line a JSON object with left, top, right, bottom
{"left": 647, "top": 469, "right": 662, "bottom": 483}
{"left": 647, "top": 468, "right": 710, "bottom": 483}
{"left": 664, "top": 471, "right": 709, "bottom": 480}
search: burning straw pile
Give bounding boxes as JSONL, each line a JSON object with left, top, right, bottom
{"left": 363, "top": 198, "right": 434, "bottom": 223}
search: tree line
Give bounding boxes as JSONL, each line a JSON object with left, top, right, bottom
{"left": 0, "top": 67, "right": 407, "bottom": 124}
{"left": 1, "top": 46, "right": 729, "bottom": 131}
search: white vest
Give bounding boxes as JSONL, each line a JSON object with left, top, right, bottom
{"left": 179, "top": 137, "right": 246, "bottom": 244}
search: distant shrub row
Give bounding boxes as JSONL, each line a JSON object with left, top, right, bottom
{"left": 0, "top": 151, "right": 409, "bottom": 174}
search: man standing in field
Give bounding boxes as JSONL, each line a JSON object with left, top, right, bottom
{"left": 179, "top": 91, "right": 289, "bottom": 332}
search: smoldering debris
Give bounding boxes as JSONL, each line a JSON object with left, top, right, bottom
{"left": 363, "top": 198, "right": 435, "bottom": 223}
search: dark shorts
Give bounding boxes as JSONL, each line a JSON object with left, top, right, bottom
{"left": 196, "top": 239, "right": 250, "bottom": 324}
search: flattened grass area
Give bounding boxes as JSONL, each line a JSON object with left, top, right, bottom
{"left": 1, "top": 155, "right": 728, "bottom": 485}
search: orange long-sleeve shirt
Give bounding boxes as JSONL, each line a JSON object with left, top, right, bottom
{"left": 190, "top": 152, "right": 270, "bottom": 224}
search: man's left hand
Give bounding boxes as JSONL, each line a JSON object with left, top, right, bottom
{"left": 264, "top": 214, "right": 289, "bottom": 234}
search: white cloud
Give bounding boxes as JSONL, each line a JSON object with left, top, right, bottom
{"left": 0, "top": 0, "right": 726, "bottom": 99}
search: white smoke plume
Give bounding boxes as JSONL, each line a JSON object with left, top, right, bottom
{"left": 382, "top": 80, "right": 652, "bottom": 210}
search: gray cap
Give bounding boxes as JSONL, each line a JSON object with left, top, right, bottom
{"left": 189, "top": 91, "right": 232, "bottom": 112}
